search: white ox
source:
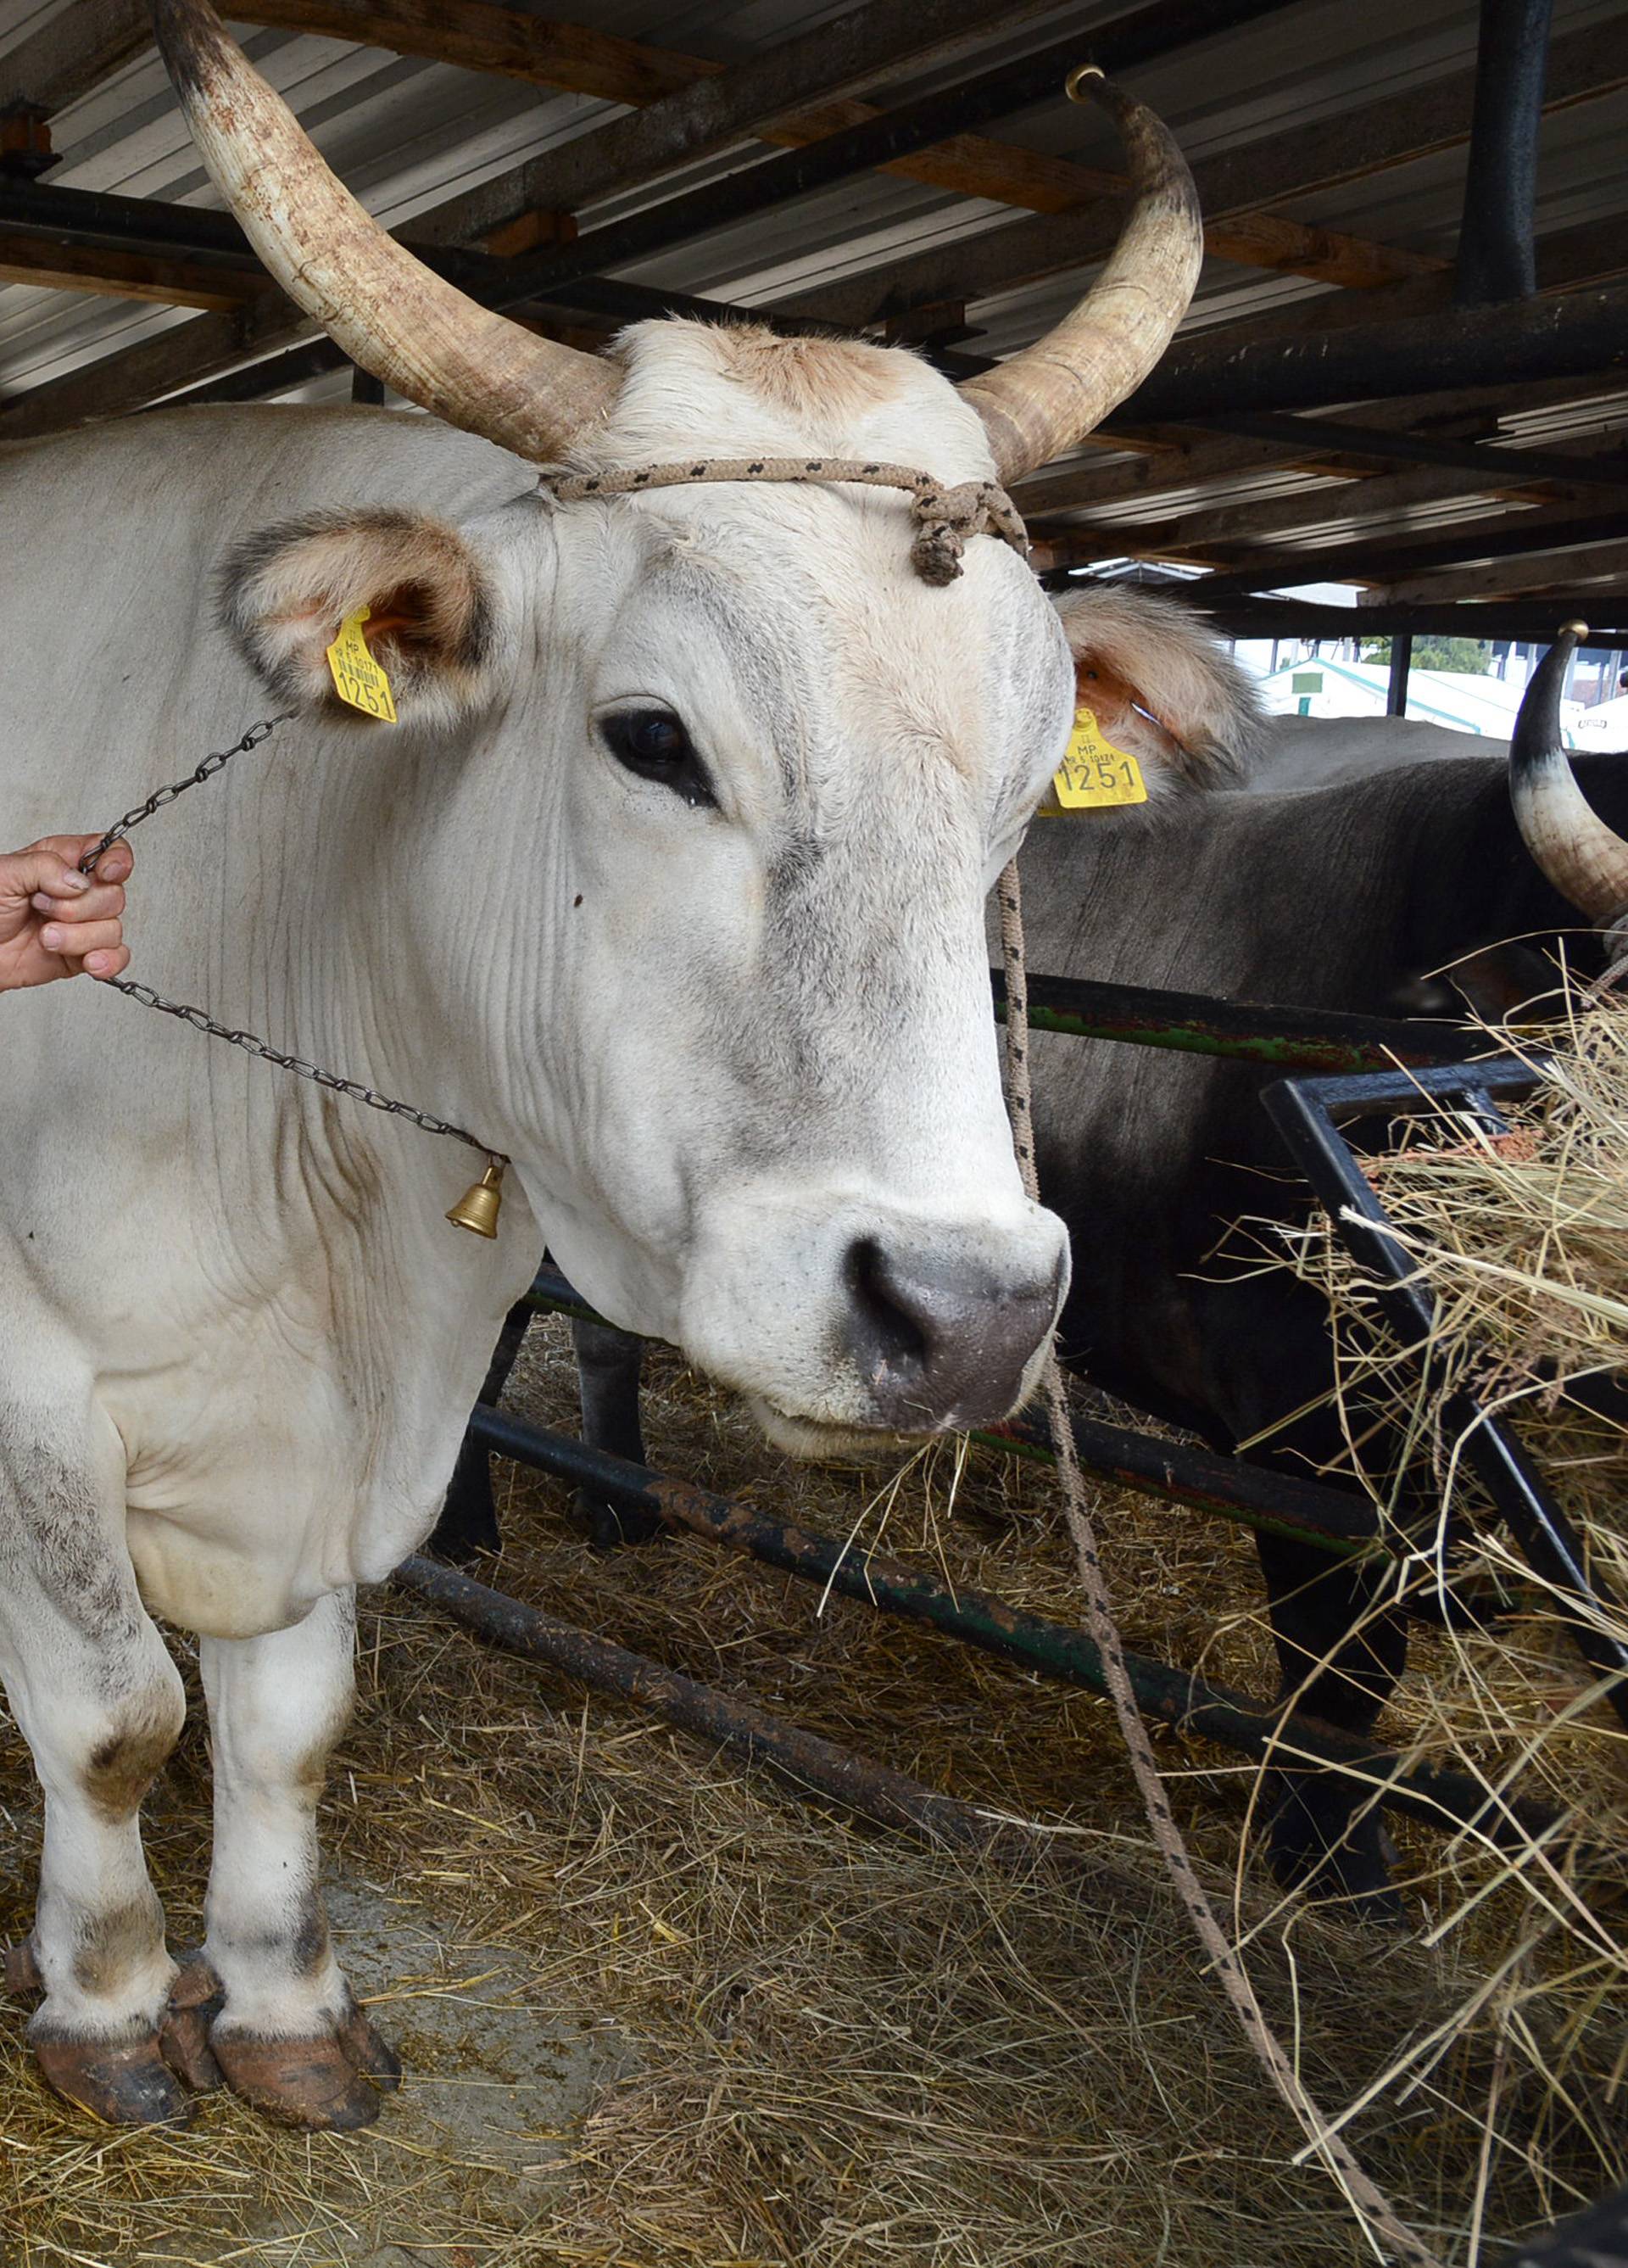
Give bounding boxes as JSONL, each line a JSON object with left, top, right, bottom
{"left": 0, "top": 1, "right": 1201, "bottom": 2128}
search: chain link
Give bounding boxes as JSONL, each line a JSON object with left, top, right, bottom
{"left": 84, "top": 716, "right": 506, "bottom": 1167}
{"left": 77, "top": 713, "right": 294, "bottom": 877}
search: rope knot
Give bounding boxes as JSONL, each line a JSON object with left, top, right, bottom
{"left": 907, "top": 478, "right": 1027, "bottom": 586}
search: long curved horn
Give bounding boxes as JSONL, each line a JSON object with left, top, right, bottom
{"left": 1510, "top": 623, "right": 1628, "bottom": 931}
{"left": 960, "top": 72, "right": 1202, "bottom": 486}
{"left": 152, "top": 0, "right": 617, "bottom": 460}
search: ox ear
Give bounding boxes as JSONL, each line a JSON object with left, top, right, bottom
{"left": 220, "top": 508, "right": 500, "bottom": 729}
{"left": 1052, "top": 587, "right": 1262, "bottom": 794}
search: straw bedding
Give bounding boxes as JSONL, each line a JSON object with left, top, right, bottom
{"left": 2, "top": 1002, "right": 1624, "bottom": 2260}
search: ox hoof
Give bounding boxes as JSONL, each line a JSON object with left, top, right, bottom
{"left": 3, "top": 1938, "right": 42, "bottom": 2000}
{"left": 33, "top": 2029, "right": 192, "bottom": 2126}
{"left": 1263, "top": 1774, "right": 1404, "bottom": 1926}
{"left": 211, "top": 1999, "right": 400, "bottom": 2130}
{"left": 159, "top": 1957, "right": 226, "bottom": 2094}
{"left": 337, "top": 1997, "right": 403, "bottom": 2093}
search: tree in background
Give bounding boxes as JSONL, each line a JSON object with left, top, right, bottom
{"left": 1361, "top": 635, "right": 1490, "bottom": 673}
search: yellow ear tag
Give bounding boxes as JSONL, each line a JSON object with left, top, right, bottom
{"left": 326, "top": 605, "right": 398, "bottom": 723}
{"left": 1039, "top": 704, "right": 1146, "bottom": 814}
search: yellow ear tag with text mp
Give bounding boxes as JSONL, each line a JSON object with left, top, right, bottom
{"left": 326, "top": 605, "right": 398, "bottom": 723}
{"left": 1040, "top": 704, "right": 1146, "bottom": 814}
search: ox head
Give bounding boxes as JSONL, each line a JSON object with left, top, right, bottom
{"left": 158, "top": 1, "right": 1204, "bottom": 1454}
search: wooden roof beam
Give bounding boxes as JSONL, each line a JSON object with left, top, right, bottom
{"left": 1379, "top": 541, "right": 1628, "bottom": 605}
{"left": 776, "top": 188, "right": 1438, "bottom": 335}
{"left": 776, "top": 14, "right": 1625, "bottom": 331}
{"left": 0, "top": 0, "right": 1241, "bottom": 231}
{"left": 0, "top": 0, "right": 1293, "bottom": 433}
{"left": 0, "top": 233, "right": 261, "bottom": 311}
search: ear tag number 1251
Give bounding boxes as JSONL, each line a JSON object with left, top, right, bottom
{"left": 326, "top": 605, "right": 398, "bottom": 723}
{"left": 1040, "top": 704, "right": 1146, "bottom": 814}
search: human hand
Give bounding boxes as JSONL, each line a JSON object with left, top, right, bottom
{"left": 0, "top": 837, "right": 134, "bottom": 992}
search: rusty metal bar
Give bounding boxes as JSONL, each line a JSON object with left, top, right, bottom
{"left": 464, "top": 1405, "right": 1565, "bottom": 1853}
{"left": 1265, "top": 1056, "right": 1628, "bottom": 1729}
{"left": 396, "top": 1551, "right": 1022, "bottom": 1856}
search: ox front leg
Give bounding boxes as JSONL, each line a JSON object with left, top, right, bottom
{"left": 0, "top": 1416, "right": 192, "bottom": 2123}
{"left": 196, "top": 1588, "right": 399, "bottom": 2130}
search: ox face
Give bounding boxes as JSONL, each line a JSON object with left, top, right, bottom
{"left": 223, "top": 328, "right": 1075, "bottom": 1451}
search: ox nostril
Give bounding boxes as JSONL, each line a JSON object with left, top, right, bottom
{"left": 843, "top": 1237, "right": 929, "bottom": 1379}
{"left": 839, "top": 1235, "right": 1062, "bottom": 1429}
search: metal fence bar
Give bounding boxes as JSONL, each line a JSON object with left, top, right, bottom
{"left": 464, "top": 1404, "right": 1566, "bottom": 1852}
{"left": 395, "top": 1553, "right": 1010, "bottom": 1856}
{"left": 995, "top": 968, "right": 1481, "bottom": 1071}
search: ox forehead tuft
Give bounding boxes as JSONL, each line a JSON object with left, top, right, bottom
{"left": 702, "top": 324, "right": 912, "bottom": 422}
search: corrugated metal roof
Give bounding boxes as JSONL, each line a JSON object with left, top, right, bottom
{"left": 3, "top": 0, "right": 1625, "bottom": 597}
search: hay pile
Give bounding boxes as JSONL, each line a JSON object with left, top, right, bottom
{"left": 1256, "top": 987, "right": 1628, "bottom": 2252}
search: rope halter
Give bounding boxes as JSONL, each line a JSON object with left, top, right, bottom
{"left": 538, "top": 455, "right": 1029, "bottom": 587}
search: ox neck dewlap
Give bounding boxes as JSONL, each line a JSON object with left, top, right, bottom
{"left": 537, "top": 457, "right": 1029, "bottom": 586}
{"left": 70, "top": 458, "right": 1021, "bottom": 1240}
{"left": 75, "top": 719, "right": 510, "bottom": 1237}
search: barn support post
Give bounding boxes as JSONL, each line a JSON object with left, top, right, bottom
{"left": 1456, "top": 0, "right": 1553, "bottom": 307}
{"left": 1386, "top": 633, "right": 1413, "bottom": 716}
{"left": 458, "top": 1403, "right": 1568, "bottom": 1853}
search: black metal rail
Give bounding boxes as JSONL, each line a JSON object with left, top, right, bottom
{"left": 1187, "top": 599, "right": 1628, "bottom": 646}
{"left": 395, "top": 1551, "right": 1013, "bottom": 1857}
{"left": 463, "top": 1403, "right": 1565, "bottom": 1855}
{"left": 1122, "top": 286, "right": 1628, "bottom": 428}
{"left": 1002, "top": 969, "right": 1481, "bottom": 1072}
{"left": 1263, "top": 1057, "right": 1628, "bottom": 1728}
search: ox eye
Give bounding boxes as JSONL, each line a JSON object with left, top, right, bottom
{"left": 599, "top": 709, "right": 714, "bottom": 807}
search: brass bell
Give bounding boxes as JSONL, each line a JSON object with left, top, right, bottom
{"left": 447, "top": 1159, "right": 505, "bottom": 1239}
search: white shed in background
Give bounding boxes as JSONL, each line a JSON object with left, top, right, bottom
{"left": 1250, "top": 654, "right": 1589, "bottom": 743}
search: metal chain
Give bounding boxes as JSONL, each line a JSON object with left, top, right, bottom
{"left": 98, "top": 977, "right": 493, "bottom": 1156}
{"left": 83, "top": 715, "right": 506, "bottom": 1167}
{"left": 76, "top": 713, "right": 294, "bottom": 877}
